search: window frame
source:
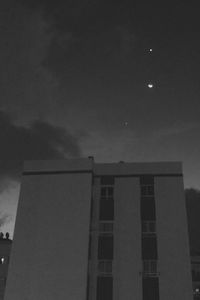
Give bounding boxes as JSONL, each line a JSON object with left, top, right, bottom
{"left": 142, "top": 260, "right": 158, "bottom": 277}
{"left": 99, "top": 197, "right": 114, "bottom": 221}
{"left": 141, "top": 184, "right": 154, "bottom": 197}
{"left": 142, "top": 277, "right": 159, "bottom": 300}
{"left": 142, "top": 235, "right": 158, "bottom": 260}
{"left": 140, "top": 196, "right": 156, "bottom": 221}
{"left": 97, "top": 276, "right": 113, "bottom": 300}
{"left": 98, "top": 260, "right": 113, "bottom": 276}
{"left": 98, "top": 235, "right": 114, "bottom": 260}
{"left": 142, "top": 221, "right": 156, "bottom": 234}
{"left": 99, "top": 221, "right": 114, "bottom": 234}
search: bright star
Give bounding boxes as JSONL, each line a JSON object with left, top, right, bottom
{"left": 147, "top": 83, "right": 154, "bottom": 89}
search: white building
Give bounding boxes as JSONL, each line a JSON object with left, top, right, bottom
{"left": 5, "top": 158, "right": 193, "bottom": 300}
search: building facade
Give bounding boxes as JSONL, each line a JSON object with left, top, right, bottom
{"left": 191, "top": 255, "right": 200, "bottom": 299}
{"left": 5, "top": 158, "right": 193, "bottom": 300}
{"left": 0, "top": 233, "right": 12, "bottom": 300}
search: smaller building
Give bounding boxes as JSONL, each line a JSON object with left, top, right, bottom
{"left": 0, "top": 233, "right": 12, "bottom": 300}
{"left": 191, "top": 255, "right": 200, "bottom": 299}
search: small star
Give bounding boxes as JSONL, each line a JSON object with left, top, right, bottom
{"left": 124, "top": 121, "right": 128, "bottom": 126}
{"left": 149, "top": 48, "right": 153, "bottom": 52}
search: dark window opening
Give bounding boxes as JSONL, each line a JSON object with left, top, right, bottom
{"left": 141, "top": 185, "right": 154, "bottom": 196}
{"left": 98, "top": 235, "right": 113, "bottom": 260}
{"left": 142, "top": 221, "right": 156, "bottom": 234}
{"left": 101, "top": 176, "right": 115, "bottom": 185}
{"left": 99, "top": 222, "right": 113, "bottom": 233}
{"left": 142, "top": 277, "right": 159, "bottom": 300}
{"left": 140, "top": 175, "right": 154, "bottom": 185}
{"left": 97, "top": 276, "right": 113, "bottom": 300}
{"left": 141, "top": 197, "right": 156, "bottom": 221}
{"left": 192, "top": 270, "right": 200, "bottom": 282}
{"left": 142, "top": 236, "right": 158, "bottom": 259}
{"left": 98, "top": 260, "right": 112, "bottom": 275}
{"left": 101, "top": 187, "right": 114, "bottom": 198}
{"left": 143, "top": 260, "right": 158, "bottom": 276}
{"left": 99, "top": 198, "right": 114, "bottom": 220}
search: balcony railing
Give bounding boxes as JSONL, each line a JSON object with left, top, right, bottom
{"left": 140, "top": 260, "right": 159, "bottom": 277}
{"left": 142, "top": 221, "right": 156, "bottom": 235}
{"left": 99, "top": 222, "right": 113, "bottom": 234}
{"left": 98, "top": 260, "right": 112, "bottom": 276}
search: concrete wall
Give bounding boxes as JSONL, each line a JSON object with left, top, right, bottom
{"left": 155, "top": 176, "right": 193, "bottom": 300}
{"left": 114, "top": 177, "right": 142, "bottom": 300}
{"left": 94, "top": 162, "right": 182, "bottom": 176}
{"left": 5, "top": 160, "right": 92, "bottom": 300}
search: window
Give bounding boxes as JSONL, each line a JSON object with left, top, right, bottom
{"left": 98, "top": 235, "right": 113, "bottom": 260}
{"left": 99, "top": 222, "right": 113, "bottom": 234}
{"left": 192, "top": 270, "right": 200, "bottom": 282}
{"left": 143, "top": 260, "right": 158, "bottom": 276}
{"left": 141, "top": 185, "right": 154, "bottom": 196}
{"left": 97, "top": 276, "right": 113, "bottom": 300}
{"left": 142, "top": 236, "right": 158, "bottom": 259}
{"left": 99, "top": 198, "right": 114, "bottom": 220}
{"left": 140, "top": 175, "right": 154, "bottom": 185}
{"left": 101, "top": 176, "right": 115, "bottom": 185}
{"left": 140, "top": 197, "right": 156, "bottom": 221}
{"left": 142, "top": 277, "right": 159, "bottom": 300}
{"left": 142, "top": 221, "right": 156, "bottom": 234}
{"left": 101, "top": 187, "right": 114, "bottom": 198}
{"left": 98, "top": 260, "right": 112, "bottom": 275}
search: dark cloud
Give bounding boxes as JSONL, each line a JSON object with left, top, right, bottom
{"left": 185, "top": 188, "right": 200, "bottom": 254}
{"left": 0, "top": 110, "right": 81, "bottom": 181}
{"left": 44, "top": 25, "right": 136, "bottom": 81}
{"left": 17, "top": 0, "right": 198, "bottom": 38}
{"left": 18, "top": 0, "right": 133, "bottom": 31}
{"left": 17, "top": 0, "right": 137, "bottom": 78}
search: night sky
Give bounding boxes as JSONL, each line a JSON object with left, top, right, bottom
{"left": 0, "top": 0, "right": 200, "bottom": 236}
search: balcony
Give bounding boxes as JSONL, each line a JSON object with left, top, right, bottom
{"left": 142, "top": 221, "right": 156, "bottom": 235}
{"left": 98, "top": 260, "right": 112, "bottom": 276}
{"left": 140, "top": 260, "right": 160, "bottom": 277}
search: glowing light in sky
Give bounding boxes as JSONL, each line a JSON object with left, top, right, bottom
{"left": 147, "top": 83, "right": 154, "bottom": 89}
